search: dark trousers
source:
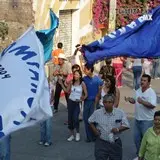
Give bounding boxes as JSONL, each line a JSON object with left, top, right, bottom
{"left": 95, "top": 138, "right": 122, "bottom": 160}
{"left": 68, "top": 99, "right": 80, "bottom": 131}
{"left": 54, "top": 81, "right": 69, "bottom": 110}
{"left": 83, "top": 100, "right": 95, "bottom": 141}
{"left": 133, "top": 66, "right": 142, "bottom": 90}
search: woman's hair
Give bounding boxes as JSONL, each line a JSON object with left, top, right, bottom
{"left": 154, "top": 110, "right": 160, "bottom": 118}
{"left": 72, "top": 64, "right": 81, "bottom": 72}
{"left": 72, "top": 70, "right": 83, "bottom": 85}
{"left": 104, "top": 75, "right": 116, "bottom": 95}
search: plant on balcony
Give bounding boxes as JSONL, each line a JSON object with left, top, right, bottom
{"left": 116, "top": 0, "right": 160, "bottom": 28}
{"left": 92, "top": 0, "right": 110, "bottom": 30}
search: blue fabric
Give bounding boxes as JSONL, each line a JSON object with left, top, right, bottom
{"left": 0, "top": 135, "right": 11, "bottom": 160}
{"left": 134, "top": 120, "right": 153, "bottom": 154}
{"left": 36, "top": 9, "right": 59, "bottom": 63}
{"left": 83, "top": 76, "right": 103, "bottom": 100}
{"left": 82, "top": 6, "right": 160, "bottom": 65}
{"left": 83, "top": 100, "right": 95, "bottom": 141}
{"left": 40, "top": 118, "right": 52, "bottom": 144}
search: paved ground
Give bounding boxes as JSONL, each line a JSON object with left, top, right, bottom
{"left": 11, "top": 71, "right": 160, "bottom": 160}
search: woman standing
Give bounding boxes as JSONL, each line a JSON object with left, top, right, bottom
{"left": 96, "top": 75, "right": 120, "bottom": 108}
{"left": 132, "top": 58, "right": 143, "bottom": 90}
{"left": 112, "top": 57, "right": 124, "bottom": 88}
{"left": 138, "top": 110, "right": 160, "bottom": 160}
{"left": 59, "top": 70, "right": 87, "bottom": 141}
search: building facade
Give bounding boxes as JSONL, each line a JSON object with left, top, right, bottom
{"left": 0, "top": 0, "right": 103, "bottom": 56}
{"left": 33, "top": 0, "right": 102, "bottom": 57}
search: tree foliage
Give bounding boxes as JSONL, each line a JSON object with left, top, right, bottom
{"left": 0, "top": 22, "right": 8, "bottom": 40}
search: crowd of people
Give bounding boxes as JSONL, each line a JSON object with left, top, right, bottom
{"left": 0, "top": 42, "right": 160, "bottom": 160}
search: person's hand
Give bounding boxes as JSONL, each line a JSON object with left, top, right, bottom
{"left": 111, "top": 128, "right": 119, "bottom": 134}
{"left": 125, "top": 97, "right": 134, "bottom": 103}
{"left": 137, "top": 97, "right": 144, "bottom": 104}
{"left": 125, "top": 96, "right": 132, "bottom": 102}
{"left": 80, "top": 96, "right": 85, "bottom": 101}
{"left": 53, "top": 70, "right": 59, "bottom": 76}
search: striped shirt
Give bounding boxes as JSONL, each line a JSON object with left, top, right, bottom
{"left": 88, "top": 108, "right": 130, "bottom": 141}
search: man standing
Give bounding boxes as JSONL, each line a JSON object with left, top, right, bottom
{"left": 83, "top": 64, "right": 103, "bottom": 142}
{"left": 53, "top": 53, "right": 72, "bottom": 113}
{"left": 89, "top": 94, "right": 130, "bottom": 160}
{"left": 99, "top": 59, "right": 115, "bottom": 80}
{"left": 52, "top": 42, "right": 64, "bottom": 65}
{"left": 125, "top": 74, "right": 157, "bottom": 160}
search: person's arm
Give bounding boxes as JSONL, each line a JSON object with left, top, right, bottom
{"left": 138, "top": 131, "right": 148, "bottom": 160}
{"left": 125, "top": 97, "right": 136, "bottom": 104}
{"left": 90, "top": 123, "right": 101, "bottom": 137}
{"left": 95, "top": 86, "right": 102, "bottom": 108}
{"left": 58, "top": 79, "right": 71, "bottom": 93}
{"left": 111, "top": 110, "right": 130, "bottom": 134}
{"left": 98, "top": 66, "right": 104, "bottom": 79}
{"left": 137, "top": 97, "right": 156, "bottom": 109}
{"left": 114, "top": 88, "right": 120, "bottom": 108}
{"left": 88, "top": 111, "right": 100, "bottom": 137}
{"left": 81, "top": 82, "right": 88, "bottom": 101}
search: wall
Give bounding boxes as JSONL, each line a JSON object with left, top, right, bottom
{"left": 0, "top": 0, "right": 34, "bottom": 50}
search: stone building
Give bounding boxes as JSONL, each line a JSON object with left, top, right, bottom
{"left": 0, "top": 0, "right": 34, "bottom": 50}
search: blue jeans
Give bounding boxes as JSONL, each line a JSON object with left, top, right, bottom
{"left": 152, "top": 59, "right": 160, "bottom": 78}
{"left": 132, "top": 66, "right": 142, "bottom": 90}
{"left": 83, "top": 100, "right": 95, "bottom": 141}
{"left": 134, "top": 120, "right": 153, "bottom": 154}
{"left": 0, "top": 135, "right": 11, "bottom": 160}
{"left": 68, "top": 99, "right": 80, "bottom": 131}
{"left": 40, "top": 118, "right": 52, "bottom": 144}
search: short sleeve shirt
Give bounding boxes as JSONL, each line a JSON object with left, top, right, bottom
{"left": 88, "top": 108, "right": 130, "bottom": 141}
{"left": 83, "top": 75, "right": 103, "bottom": 100}
{"left": 135, "top": 87, "right": 157, "bottom": 120}
{"left": 53, "top": 61, "right": 72, "bottom": 80}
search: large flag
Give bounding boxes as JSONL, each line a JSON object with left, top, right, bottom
{"left": 0, "top": 26, "right": 52, "bottom": 139}
{"left": 36, "top": 9, "right": 59, "bottom": 63}
{"left": 82, "top": 6, "right": 160, "bottom": 65}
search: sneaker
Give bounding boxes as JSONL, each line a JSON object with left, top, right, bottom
{"left": 39, "top": 141, "right": 43, "bottom": 145}
{"left": 44, "top": 142, "right": 51, "bottom": 147}
{"left": 67, "top": 135, "right": 74, "bottom": 142}
{"left": 85, "top": 139, "right": 91, "bottom": 143}
{"left": 64, "top": 121, "right": 68, "bottom": 125}
{"left": 133, "top": 157, "right": 138, "bottom": 160}
{"left": 75, "top": 133, "right": 80, "bottom": 141}
{"left": 53, "top": 109, "right": 58, "bottom": 114}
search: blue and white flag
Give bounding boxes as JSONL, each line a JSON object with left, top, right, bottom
{"left": 36, "top": 9, "right": 59, "bottom": 63}
{"left": 82, "top": 6, "right": 160, "bottom": 65}
{"left": 0, "top": 26, "right": 52, "bottom": 139}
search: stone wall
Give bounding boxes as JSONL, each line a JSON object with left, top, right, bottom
{"left": 0, "top": 0, "right": 34, "bottom": 51}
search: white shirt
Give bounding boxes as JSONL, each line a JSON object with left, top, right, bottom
{"left": 69, "top": 84, "right": 83, "bottom": 101}
{"left": 135, "top": 87, "right": 157, "bottom": 121}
